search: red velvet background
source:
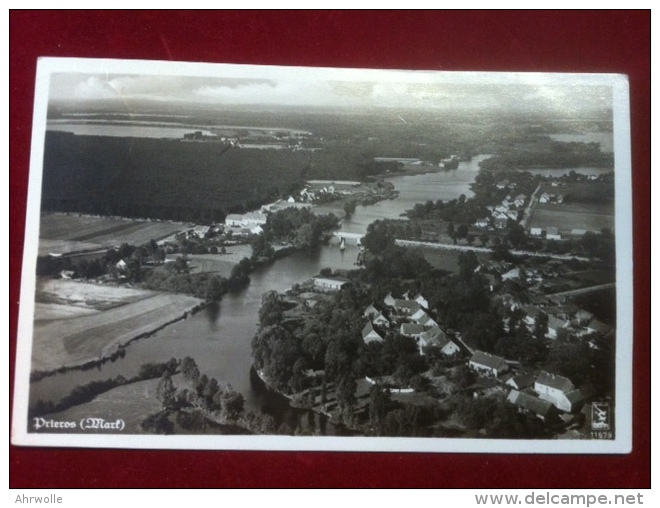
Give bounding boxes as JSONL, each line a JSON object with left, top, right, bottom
{"left": 9, "top": 10, "right": 650, "bottom": 488}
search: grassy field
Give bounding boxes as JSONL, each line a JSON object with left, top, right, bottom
{"left": 177, "top": 245, "right": 253, "bottom": 278}
{"left": 32, "top": 281, "right": 202, "bottom": 372}
{"left": 40, "top": 377, "right": 164, "bottom": 434}
{"left": 39, "top": 213, "right": 188, "bottom": 255}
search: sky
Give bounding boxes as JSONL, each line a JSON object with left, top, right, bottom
{"left": 47, "top": 64, "right": 615, "bottom": 116}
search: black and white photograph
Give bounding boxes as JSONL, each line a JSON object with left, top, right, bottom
{"left": 11, "top": 58, "right": 632, "bottom": 453}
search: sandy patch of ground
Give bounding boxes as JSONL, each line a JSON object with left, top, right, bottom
{"left": 36, "top": 279, "right": 155, "bottom": 311}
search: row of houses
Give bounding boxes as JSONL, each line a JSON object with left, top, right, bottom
{"left": 475, "top": 193, "right": 527, "bottom": 230}
{"left": 468, "top": 351, "right": 589, "bottom": 417}
{"left": 518, "top": 303, "right": 613, "bottom": 340}
{"left": 361, "top": 293, "right": 461, "bottom": 357}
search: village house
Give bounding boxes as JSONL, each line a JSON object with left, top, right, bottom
{"left": 225, "top": 214, "right": 244, "bottom": 227}
{"left": 400, "top": 322, "right": 425, "bottom": 339}
{"left": 414, "top": 294, "right": 429, "bottom": 309}
{"left": 546, "top": 227, "right": 562, "bottom": 241}
{"left": 586, "top": 319, "right": 613, "bottom": 336}
{"left": 383, "top": 292, "right": 397, "bottom": 308}
{"left": 190, "top": 225, "right": 211, "bottom": 238}
{"left": 546, "top": 316, "right": 570, "bottom": 339}
{"left": 501, "top": 267, "right": 521, "bottom": 281}
{"left": 224, "top": 211, "right": 268, "bottom": 229}
{"left": 363, "top": 303, "right": 380, "bottom": 319}
{"left": 522, "top": 305, "right": 545, "bottom": 328}
{"left": 574, "top": 308, "right": 595, "bottom": 326}
{"left": 506, "top": 210, "right": 519, "bottom": 221}
{"left": 507, "top": 390, "right": 558, "bottom": 421}
{"left": 411, "top": 310, "right": 439, "bottom": 329}
{"left": 469, "top": 351, "right": 509, "bottom": 377}
{"left": 474, "top": 217, "right": 490, "bottom": 228}
{"left": 363, "top": 303, "right": 390, "bottom": 328}
{"left": 513, "top": 194, "right": 527, "bottom": 207}
{"left": 506, "top": 373, "right": 536, "bottom": 391}
{"left": 530, "top": 227, "right": 544, "bottom": 237}
{"left": 392, "top": 299, "right": 421, "bottom": 316}
{"left": 534, "top": 371, "right": 584, "bottom": 413}
{"left": 362, "top": 322, "right": 384, "bottom": 344}
{"left": 494, "top": 217, "right": 509, "bottom": 229}
{"left": 420, "top": 327, "right": 460, "bottom": 357}
{"left": 313, "top": 276, "right": 350, "bottom": 292}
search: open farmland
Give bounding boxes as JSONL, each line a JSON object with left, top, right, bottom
{"left": 529, "top": 205, "right": 614, "bottom": 233}
{"left": 36, "top": 279, "right": 156, "bottom": 310}
{"left": 32, "top": 281, "right": 202, "bottom": 372}
{"left": 39, "top": 213, "right": 188, "bottom": 256}
{"left": 529, "top": 181, "right": 614, "bottom": 234}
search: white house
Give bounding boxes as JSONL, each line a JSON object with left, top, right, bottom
{"left": 469, "top": 351, "right": 509, "bottom": 377}
{"left": 225, "top": 214, "right": 244, "bottom": 227}
{"left": 362, "top": 322, "right": 384, "bottom": 344}
{"left": 414, "top": 294, "right": 429, "bottom": 309}
{"left": 474, "top": 218, "right": 490, "bottom": 228}
{"left": 313, "top": 276, "right": 350, "bottom": 292}
{"left": 546, "top": 227, "right": 561, "bottom": 240}
{"left": 420, "top": 327, "right": 460, "bottom": 357}
{"left": 546, "top": 315, "right": 569, "bottom": 339}
{"left": 534, "top": 371, "right": 584, "bottom": 413}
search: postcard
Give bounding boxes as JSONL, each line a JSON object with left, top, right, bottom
{"left": 11, "top": 58, "right": 632, "bottom": 452}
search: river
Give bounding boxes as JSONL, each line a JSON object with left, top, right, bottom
{"left": 28, "top": 155, "right": 488, "bottom": 433}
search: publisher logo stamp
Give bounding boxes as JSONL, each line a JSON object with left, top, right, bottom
{"left": 591, "top": 402, "right": 613, "bottom": 439}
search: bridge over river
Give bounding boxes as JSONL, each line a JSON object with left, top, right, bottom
{"left": 332, "top": 231, "right": 365, "bottom": 245}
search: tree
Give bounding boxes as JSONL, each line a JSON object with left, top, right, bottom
{"left": 220, "top": 386, "right": 245, "bottom": 420}
{"left": 156, "top": 372, "right": 176, "bottom": 409}
{"left": 362, "top": 220, "right": 395, "bottom": 254}
{"left": 369, "top": 385, "right": 392, "bottom": 435}
{"left": 447, "top": 222, "right": 455, "bottom": 238}
{"left": 258, "top": 291, "right": 284, "bottom": 328}
{"left": 174, "top": 255, "right": 190, "bottom": 274}
{"left": 456, "top": 223, "right": 469, "bottom": 240}
{"left": 506, "top": 224, "right": 528, "bottom": 249}
{"left": 336, "top": 374, "right": 357, "bottom": 425}
{"left": 534, "top": 312, "right": 549, "bottom": 340}
{"left": 343, "top": 200, "right": 357, "bottom": 219}
{"left": 181, "top": 356, "right": 200, "bottom": 383}
{"left": 204, "top": 275, "right": 227, "bottom": 301}
{"left": 458, "top": 251, "right": 479, "bottom": 280}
